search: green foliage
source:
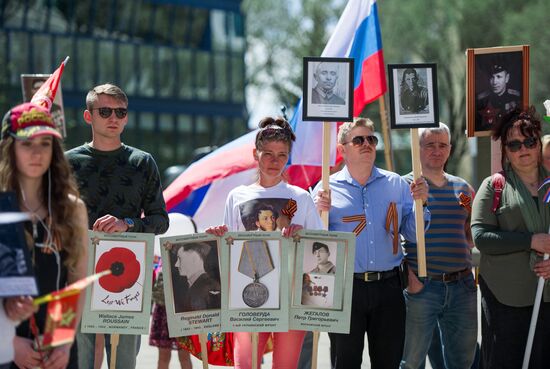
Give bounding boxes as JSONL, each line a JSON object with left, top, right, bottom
{"left": 244, "top": 0, "right": 550, "bottom": 176}
{"left": 242, "top": 0, "right": 344, "bottom": 108}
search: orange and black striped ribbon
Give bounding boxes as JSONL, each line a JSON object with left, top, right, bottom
{"left": 342, "top": 214, "right": 366, "bottom": 236}
{"left": 281, "top": 198, "right": 297, "bottom": 220}
{"left": 458, "top": 192, "right": 472, "bottom": 212}
{"left": 385, "top": 202, "right": 399, "bottom": 255}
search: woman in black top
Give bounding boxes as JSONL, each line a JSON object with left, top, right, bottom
{"left": 0, "top": 103, "right": 88, "bottom": 369}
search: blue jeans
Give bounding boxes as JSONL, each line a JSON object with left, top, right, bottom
{"left": 400, "top": 274, "right": 478, "bottom": 369}
{"left": 420, "top": 326, "right": 480, "bottom": 369}
{"left": 77, "top": 331, "right": 141, "bottom": 369}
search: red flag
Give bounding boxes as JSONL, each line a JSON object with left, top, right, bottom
{"left": 30, "top": 56, "right": 69, "bottom": 111}
{"left": 32, "top": 270, "right": 110, "bottom": 350}
{"left": 40, "top": 292, "right": 80, "bottom": 349}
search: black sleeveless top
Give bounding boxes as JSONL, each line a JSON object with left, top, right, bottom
{"left": 12, "top": 219, "right": 78, "bottom": 368}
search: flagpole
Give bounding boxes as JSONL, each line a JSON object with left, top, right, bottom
{"left": 522, "top": 252, "right": 550, "bottom": 368}
{"left": 310, "top": 121, "right": 333, "bottom": 369}
{"left": 251, "top": 332, "right": 259, "bottom": 369}
{"left": 199, "top": 333, "right": 210, "bottom": 369}
{"left": 410, "top": 128, "right": 427, "bottom": 277}
{"left": 378, "top": 95, "right": 394, "bottom": 171}
{"left": 110, "top": 333, "right": 119, "bottom": 369}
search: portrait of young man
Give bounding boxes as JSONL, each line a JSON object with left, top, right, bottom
{"left": 171, "top": 242, "right": 221, "bottom": 314}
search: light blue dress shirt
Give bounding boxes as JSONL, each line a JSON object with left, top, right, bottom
{"left": 312, "top": 165, "right": 430, "bottom": 272}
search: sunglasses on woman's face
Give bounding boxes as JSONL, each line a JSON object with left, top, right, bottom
{"left": 344, "top": 135, "right": 379, "bottom": 147}
{"left": 92, "top": 107, "right": 128, "bottom": 119}
{"left": 505, "top": 137, "right": 538, "bottom": 152}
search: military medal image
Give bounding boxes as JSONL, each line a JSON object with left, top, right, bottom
{"left": 238, "top": 240, "right": 274, "bottom": 308}
{"left": 301, "top": 273, "right": 335, "bottom": 308}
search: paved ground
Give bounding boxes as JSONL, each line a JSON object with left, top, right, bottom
{"left": 100, "top": 288, "right": 484, "bottom": 369}
{"left": 99, "top": 331, "right": 339, "bottom": 369}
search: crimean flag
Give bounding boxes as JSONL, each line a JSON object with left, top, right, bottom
{"left": 32, "top": 269, "right": 110, "bottom": 350}
{"left": 30, "top": 56, "right": 69, "bottom": 111}
{"left": 163, "top": 0, "right": 387, "bottom": 230}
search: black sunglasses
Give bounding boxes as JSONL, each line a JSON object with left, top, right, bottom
{"left": 505, "top": 137, "right": 537, "bottom": 152}
{"left": 344, "top": 135, "right": 378, "bottom": 147}
{"left": 92, "top": 107, "right": 128, "bottom": 119}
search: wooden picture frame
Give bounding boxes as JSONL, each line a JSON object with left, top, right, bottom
{"left": 302, "top": 57, "right": 354, "bottom": 122}
{"left": 387, "top": 63, "right": 439, "bottom": 129}
{"left": 466, "top": 45, "right": 530, "bottom": 137}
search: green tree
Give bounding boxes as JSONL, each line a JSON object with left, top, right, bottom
{"left": 244, "top": 0, "right": 550, "bottom": 180}
{"left": 242, "top": 0, "right": 344, "bottom": 109}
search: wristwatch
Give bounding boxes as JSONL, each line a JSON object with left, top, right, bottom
{"left": 123, "top": 217, "right": 135, "bottom": 230}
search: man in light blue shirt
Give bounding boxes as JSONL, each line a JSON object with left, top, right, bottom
{"left": 313, "top": 117, "right": 430, "bottom": 369}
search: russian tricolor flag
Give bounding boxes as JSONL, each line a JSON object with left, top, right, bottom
{"left": 164, "top": 0, "right": 386, "bottom": 230}
{"left": 539, "top": 177, "right": 550, "bottom": 203}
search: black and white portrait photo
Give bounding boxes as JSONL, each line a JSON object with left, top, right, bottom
{"left": 303, "top": 57, "right": 354, "bottom": 122}
{"left": 388, "top": 63, "right": 439, "bottom": 129}
{"left": 399, "top": 68, "right": 429, "bottom": 114}
{"left": 302, "top": 240, "right": 337, "bottom": 274}
{"left": 311, "top": 63, "right": 346, "bottom": 105}
{"left": 170, "top": 240, "right": 221, "bottom": 313}
{"left": 466, "top": 46, "right": 529, "bottom": 137}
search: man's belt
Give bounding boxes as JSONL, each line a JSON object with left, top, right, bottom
{"left": 354, "top": 267, "right": 399, "bottom": 282}
{"left": 427, "top": 268, "right": 471, "bottom": 283}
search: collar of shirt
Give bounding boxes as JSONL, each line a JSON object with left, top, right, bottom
{"left": 334, "top": 165, "right": 386, "bottom": 188}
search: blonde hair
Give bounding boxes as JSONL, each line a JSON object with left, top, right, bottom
{"left": 337, "top": 117, "right": 375, "bottom": 144}
{"left": 542, "top": 135, "right": 550, "bottom": 151}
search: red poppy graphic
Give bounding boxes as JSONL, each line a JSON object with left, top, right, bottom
{"left": 95, "top": 247, "right": 141, "bottom": 293}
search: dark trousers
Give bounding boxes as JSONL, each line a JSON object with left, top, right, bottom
{"left": 479, "top": 276, "right": 550, "bottom": 369}
{"left": 330, "top": 274, "right": 405, "bottom": 369}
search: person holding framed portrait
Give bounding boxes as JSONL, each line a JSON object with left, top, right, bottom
{"left": 66, "top": 84, "right": 169, "bottom": 369}
{"left": 313, "top": 118, "right": 429, "bottom": 369}
{"left": 471, "top": 107, "right": 550, "bottom": 369}
{"left": 206, "top": 116, "right": 323, "bottom": 369}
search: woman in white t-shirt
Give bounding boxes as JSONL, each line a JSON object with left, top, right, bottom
{"left": 207, "top": 117, "right": 323, "bottom": 369}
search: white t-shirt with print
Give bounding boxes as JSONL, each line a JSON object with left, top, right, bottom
{"left": 224, "top": 181, "right": 323, "bottom": 231}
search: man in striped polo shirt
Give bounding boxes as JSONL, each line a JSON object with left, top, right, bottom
{"left": 400, "top": 123, "right": 478, "bottom": 369}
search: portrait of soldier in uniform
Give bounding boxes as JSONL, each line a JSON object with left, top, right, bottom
{"left": 399, "top": 68, "right": 429, "bottom": 114}
{"left": 309, "top": 242, "right": 336, "bottom": 274}
{"left": 311, "top": 62, "right": 346, "bottom": 105}
{"left": 475, "top": 58, "right": 521, "bottom": 132}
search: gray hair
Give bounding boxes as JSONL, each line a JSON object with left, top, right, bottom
{"left": 542, "top": 134, "right": 550, "bottom": 150}
{"left": 337, "top": 117, "right": 375, "bottom": 144}
{"left": 419, "top": 122, "right": 451, "bottom": 144}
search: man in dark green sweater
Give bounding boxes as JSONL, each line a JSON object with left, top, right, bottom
{"left": 66, "top": 84, "right": 169, "bottom": 369}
